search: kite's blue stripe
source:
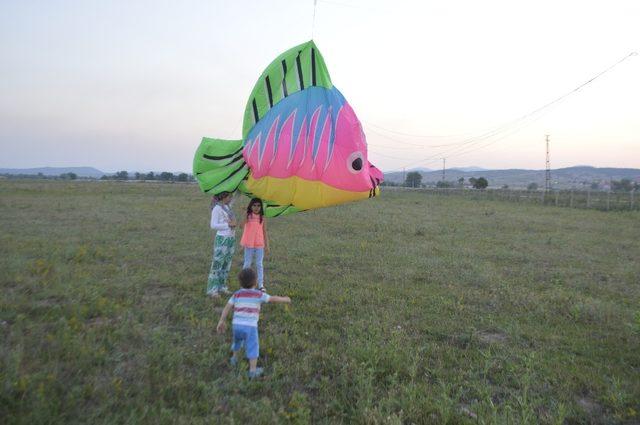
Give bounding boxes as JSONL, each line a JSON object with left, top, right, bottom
{"left": 246, "top": 87, "right": 346, "bottom": 166}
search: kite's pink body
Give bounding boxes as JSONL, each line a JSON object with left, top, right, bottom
{"left": 245, "top": 102, "right": 383, "bottom": 192}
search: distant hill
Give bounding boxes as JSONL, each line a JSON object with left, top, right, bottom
{"left": 3, "top": 165, "right": 638, "bottom": 189}
{"left": 0, "top": 167, "right": 105, "bottom": 178}
{"left": 450, "top": 166, "right": 487, "bottom": 172}
{"left": 384, "top": 166, "right": 640, "bottom": 189}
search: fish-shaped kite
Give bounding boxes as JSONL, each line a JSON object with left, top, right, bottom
{"left": 193, "top": 40, "right": 383, "bottom": 217}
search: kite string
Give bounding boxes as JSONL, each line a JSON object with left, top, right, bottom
{"left": 311, "top": 0, "right": 318, "bottom": 39}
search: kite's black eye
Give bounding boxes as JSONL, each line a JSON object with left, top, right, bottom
{"left": 347, "top": 151, "right": 364, "bottom": 174}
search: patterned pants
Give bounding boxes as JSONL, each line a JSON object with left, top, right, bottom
{"left": 207, "top": 235, "right": 236, "bottom": 295}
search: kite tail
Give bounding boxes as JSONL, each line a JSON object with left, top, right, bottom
{"left": 193, "top": 137, "right": 249, "bottom": 195}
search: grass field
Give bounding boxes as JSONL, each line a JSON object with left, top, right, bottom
{"left": 1, "top": 180, "right": 639, "bottom": 424}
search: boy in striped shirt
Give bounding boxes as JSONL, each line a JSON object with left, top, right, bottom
{"left": 216, "top": 268, "right": 291, "bottom": 378}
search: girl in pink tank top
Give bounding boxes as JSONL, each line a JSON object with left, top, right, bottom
{"left": 240, "top": 198, "right": 269, "bottom": 290}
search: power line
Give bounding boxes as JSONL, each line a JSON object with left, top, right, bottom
{"left": 368, "top": 51, "right": 638, "bottom": 170}
{"left": 369, "top": 103, "right": 552, "bottom": 166}
{"left": 365, "top": 124, "right": 489, "bottom": 148}
{"left": 364, "top": 121, "right": 480, "bottom": 140}
{"left": 380, "top": 108, "right": 554, "bottom": 173}
{"left": 377, "top": 52, "right": 637, "bottom": 146}
{"left": 382, "top": 115, "right": 542, "bottom": 171}
{"left": 367, "top": 149, "right": 412, "bottom": 161}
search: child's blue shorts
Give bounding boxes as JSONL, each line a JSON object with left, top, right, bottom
{"left": 231, "top": 324, "right": 260, "bottom": 359}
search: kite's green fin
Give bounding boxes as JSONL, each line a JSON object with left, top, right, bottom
{"left": 242, "top": 40, "right": 332, "bottom": 139}
{"left": 193, "top": 137, "right": 249, "bottom": 195}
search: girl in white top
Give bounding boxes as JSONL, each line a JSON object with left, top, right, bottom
{"left": 207, "top": 192, "right": 237, "bottom": 296}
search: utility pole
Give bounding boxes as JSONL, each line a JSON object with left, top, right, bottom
{"left": 442, "top": 158, "right": 446, "bottom": 183}
{"left": 545, "top": 134, "right": 551, "bottom": 191}
{"left": 402, "top": 167, "right": 406, "bottom": 186}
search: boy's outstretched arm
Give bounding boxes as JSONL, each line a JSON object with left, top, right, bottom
{"left": 216, "top": 303, "right": 233, "bottom": 333}
{"left": 268, "top": 296, "right": 291, "bottom": 304}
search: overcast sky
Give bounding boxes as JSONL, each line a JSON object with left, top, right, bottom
{"left": 1, "top": 0, "right": 638, "bottom": 173}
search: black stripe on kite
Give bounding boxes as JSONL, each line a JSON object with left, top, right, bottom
{"left": 202, "top": 147, "right": 243, "bottom": 161}
{"left": 296, "top": 51, "right": 304, "bottom": 90}
{"left": 252, "top": 99, "right": 259, "bottom": 123}
{"left": 225, "top": 153, "right": 245, "bottom": 167}
{"left": 272, "top": 205, "right": 292, "bottom": 217}
{"left": 204, "top": 164, "right": 248, "bottom": 193}
{"left": 265, "top": 75, "right": 273, "bottom": 108}
{"left": 311, "top": 48, "right": 316, "bottom": 86}
{"left": 281, "top": 60, "right": 288, "bottom": 97}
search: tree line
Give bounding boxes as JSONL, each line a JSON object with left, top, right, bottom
{"left": 100, "top": 171, "right": 195, "bottom": 182}
{"left": 381, "top": 171, "right": 638, "bottom": 193}
{"left": 381, "top": 172, "right": 490, "bottom": 189}
{"left": 0, "top": 172, "right": 80, "bottom": 180}
{"left": 0, "top": 171, "right": 195, "bottom": 182}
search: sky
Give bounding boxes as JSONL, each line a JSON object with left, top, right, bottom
{"left": 0, "top": 0, "right": 638, "bottom": 173}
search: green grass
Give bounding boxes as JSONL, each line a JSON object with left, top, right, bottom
{"left": 1, "top": 180, "right": 639, "bottom": 424}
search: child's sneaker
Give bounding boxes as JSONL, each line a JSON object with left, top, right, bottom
{"left": 229, "top": 356, "right": 238, "bottom": 366}
{"left": 259, "top": 286, "right": 266, "bottom": 292}
{"left": 248, "top": 367, "right": 263, "bottom": 379}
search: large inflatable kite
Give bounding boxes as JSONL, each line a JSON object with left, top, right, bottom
{"left": 193, "top": 40, "right": 383, "bottom": 217}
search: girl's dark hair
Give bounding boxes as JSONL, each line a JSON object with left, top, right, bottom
{"left": 238, "top": 268, "right": 257, "bottom": 289}
{"left": 216, "top": 192, "right": 230, "bottom": 201}
{"left": 246, "top": 198, "right": 264, "bottom": 223}
{"left": 210, "top": 192, "right": 230, "bottom": 210}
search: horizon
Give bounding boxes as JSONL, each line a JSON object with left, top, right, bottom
{"left": 1, "top": 1, "right": 639, "bottom": 172}
{"left": 3, "top": 163, "right": 640, "bottom": 176}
